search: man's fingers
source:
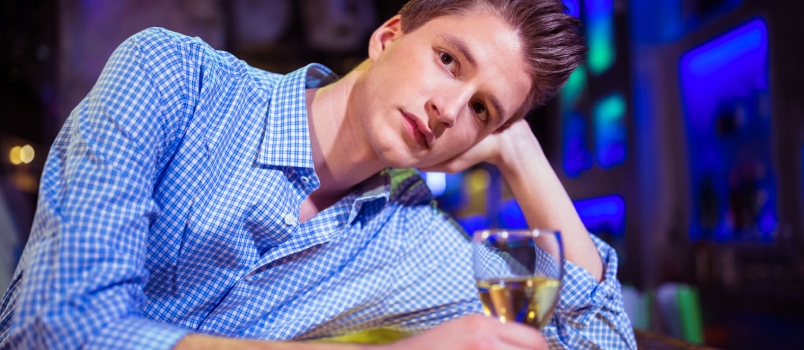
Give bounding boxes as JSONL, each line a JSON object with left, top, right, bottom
{"left": 421, "top": 143, "right": 490, "bottom": 173}
{"left": 489, "top": 341, "right": 536, "bottom": 350}
{"left": 419, "top": 157, "right": 466, "bottom": 174}
{"left": 463, "top": 315, "right": 547, "bottom": 349}
{"left": 494, "top": 321, "right": 549, "bottom": 349}
{"left": 390, "top": 315, "right": 547, "bottom": 350}
{"left": 420, "top": 129, "right": 501, "bottom": 173}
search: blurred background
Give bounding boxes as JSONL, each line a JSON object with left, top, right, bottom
{"left": 2, "top": 0, "right": 804, "bottom": 348}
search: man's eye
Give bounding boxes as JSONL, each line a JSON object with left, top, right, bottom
{"left": 440, "top": 52, "right": 457, "bottom": 74}
{"left": 472, "top": 101, "right": 488, "bottom": 122}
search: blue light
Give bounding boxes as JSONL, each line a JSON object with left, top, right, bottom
{"left": 425, "top": 172, "right": 446, "bottom": 197}
{"left": 714, "top": 225, "right": 730, "bottom": 242}
{"left": 560, "top": 65, "right": 591, "bottom": 178}
{"left": 687, "top": 28, "right": 763, "bottom": 76}
{"left": 431, "top": 171, "right": 465, "bottom": 213}
{"left": 584, "top": 0, "right": 615, "bottom": 75}
{"left": 758, "top": 208, "right": 776, "bottom": 236}
{"left": 563, "top": 112, "right": 593, "bottom": 178}
{"left": 573, "top": 195, "right": 626, "bottom": 236}
{"left": 593, "top": 93, "right": 627, "bottom": 169}
{"left": 629, "top": 0, "right": 684, "bottom": 44}
{"left": 498, "top": 199, "right": 529, "bottom": 230}
{"left": 456, "top": 214, "right": 490, "bottom": 235}
{"left": 680, "top": 18, "right": 776, "bottom": 242}
{"left": 562, "top": 0, "right": 580, "bottom": 18}
{"left": 680, "top": 18, "right": 768, "bottom": 132}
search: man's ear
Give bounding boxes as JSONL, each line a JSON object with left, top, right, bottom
{"left": 368, "top": 15, "right": 403, "bottom": 61}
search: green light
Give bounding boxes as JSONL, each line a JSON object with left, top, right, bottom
{"left": 596, "top": 93, "right": 625, "bottom": 119}
{"left": 588, "top": 25, "right": 615, "bottom": 74}
{"left": 594, "top": 93, "right": 627, "bottom": 168}
{"left": 585, "top": 0, "right": 616, "bottom": 75}
{"left": 560, "top": 65, "right": 587, "bottom": 112}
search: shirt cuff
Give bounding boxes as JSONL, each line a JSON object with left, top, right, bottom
{"left": 83, "top": 316, "right": 193, "bottom": 350}
{"left": 554, "top": 234, "right": 623, "bottom": 328}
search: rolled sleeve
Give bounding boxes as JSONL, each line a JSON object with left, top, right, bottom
{"left": 382, "top": 201, "right": 638, "bottom": 349}
{"left": 544, "top": 234, "right": 637, "bottom": 349}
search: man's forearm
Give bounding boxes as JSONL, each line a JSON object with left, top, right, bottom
{"left": 174, "top": 334, "right": 372, "bottom": 350}
{"left": 495, "top": 129, "right": 604, "bottom": 281}
{"left": 173, "top": 315, "right": 549, "bottom": 350}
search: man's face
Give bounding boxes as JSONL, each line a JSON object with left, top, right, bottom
{"left": 352, "top": 12, "right": 532, "bottom": 169}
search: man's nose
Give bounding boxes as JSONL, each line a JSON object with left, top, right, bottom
{"left": 426, "top": 95, "right": 460, "bottom": 128}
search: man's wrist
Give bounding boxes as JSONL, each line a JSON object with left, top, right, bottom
{"left": 494, "top": 124, "right": 547, "bottom": 179}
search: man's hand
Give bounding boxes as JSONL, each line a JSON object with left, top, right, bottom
{"left": 421, "top": 118, "right": 605, "bottom": 281}
{"left": 420, "top": 119, "right": 532, "bottom": 174}
{"left": 382, "top": 315, "right": 547, "bottom": 350}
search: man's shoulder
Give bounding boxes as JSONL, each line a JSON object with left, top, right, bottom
{"left": 124, "top": 27, "right": 205, "bottom": 67}
{"left": 126, "top": 27, "right": 282, "bottom": 90}
{"left": 388, "top": 168, "right": 434, "bottom": 206}
{"left": 130, "top": 27, "right": 200, "bottom": 49}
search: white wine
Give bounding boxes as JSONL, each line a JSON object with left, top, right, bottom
{"left": 476, "top": 276, "right": 561, "bottom": 329}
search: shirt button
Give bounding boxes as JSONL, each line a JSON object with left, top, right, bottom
{"left": 283, "top": 213, "right": 297, "bottom": 226}
{"left": 300, "top": 176, "right": 310, "bottom": 184}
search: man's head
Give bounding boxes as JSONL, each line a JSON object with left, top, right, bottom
{"left": 399, "top": 0, "right": 586, "bottom": 119}
{"left": 349, "top": 0, "right": 584, "bottom": 169}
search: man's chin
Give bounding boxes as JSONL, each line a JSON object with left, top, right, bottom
{"left": 369, "top": 136, "right": 448, "bottom": 169}
{"left": 377, "top": 153, "right": 415, "bottom": 169}
{"left": 378, "top": 153, "right": 450, "bottom": 171}
{"left": 367, "top": 138, "right": 410, "bottom": 168}
{"left": 372, "top": 146, "right": 421, "bottom": 169}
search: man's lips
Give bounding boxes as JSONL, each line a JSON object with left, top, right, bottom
{"left": 401, "top": 111, "right": 434, "bottom": 147}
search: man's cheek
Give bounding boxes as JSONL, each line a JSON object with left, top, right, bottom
{"left": 442, "top": 143, "right": 471, "bottom": 160}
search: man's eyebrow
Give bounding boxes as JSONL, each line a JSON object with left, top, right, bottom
{"left": 437, "top": 34, "right": 508, "bottom": 122}
{"left": 438, "top": 33, "right": 476, "bottom": 68}
{"left": 437, "top": 34, "right": 507, "bottom": 120}
{"left": 490, "top": 96, "right": 507, "bottom": 123}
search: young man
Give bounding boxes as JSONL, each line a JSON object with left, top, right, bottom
{"left": 0, "top": 0, "right": 636, "bottom": 349}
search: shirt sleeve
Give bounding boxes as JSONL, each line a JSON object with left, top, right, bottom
{"left": 543, "top": 234, "right": 637, "bottom": 350}
{"left": 1, "top": 28, "right": 200, "bottom": 350}
{"left": 379, "top": 191, "right": 636, "bottom": 349}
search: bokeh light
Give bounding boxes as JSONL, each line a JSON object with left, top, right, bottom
{"left": 9, "top": 146, "right": 22, "bottom": 165}
{"left": 20, "top": 145, "right": 34, "bottom": 164}
{"left": 8, "top": 145, "right": 35, "bottom": 165}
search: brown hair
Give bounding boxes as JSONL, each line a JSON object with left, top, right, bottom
{"left": 399, "top": 0, "right": 586, "bottom": 122}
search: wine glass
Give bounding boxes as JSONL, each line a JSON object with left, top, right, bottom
{"left": 472, "top": 229, "right": 564, "bottom": 329}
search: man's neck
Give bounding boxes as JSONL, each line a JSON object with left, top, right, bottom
{"left": 300, "top": 63, "right": 385, "bottom": 222}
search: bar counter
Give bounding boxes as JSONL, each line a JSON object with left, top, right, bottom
{"left": 635, "top": 329, "right": 718, "bottom": 350}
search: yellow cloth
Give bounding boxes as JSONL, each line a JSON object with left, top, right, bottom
{"left": 314, "top": 329, "right": 411, "bottom": 345}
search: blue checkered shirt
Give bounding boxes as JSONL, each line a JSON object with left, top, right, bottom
{"left": 0, "top": 28, "right": 636, "bottom": 349}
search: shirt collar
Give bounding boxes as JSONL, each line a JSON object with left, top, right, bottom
{"left": 256, "top": 63, "right": 339, "bottom": 168}
{"left": 347, "top": 168, "right": 392, "bottom": 224}
{"left": 355, "top": 168, "right": 391, "bottom": 202}
{"left": 348, "top": 168, "right": 424, "bottom": 224}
